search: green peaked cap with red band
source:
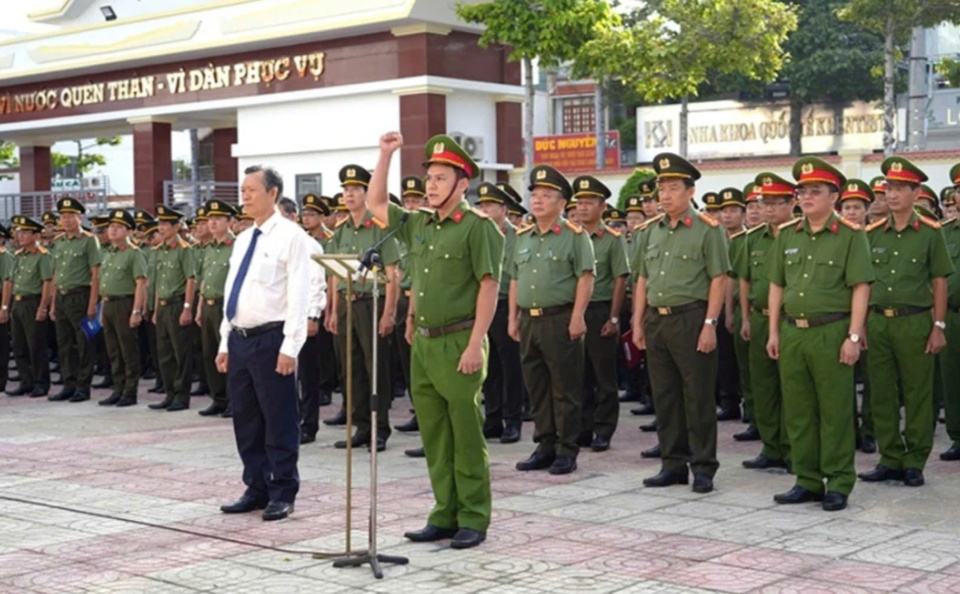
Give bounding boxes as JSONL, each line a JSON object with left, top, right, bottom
{"left": 755, "top": 172, "right": 795, "bottom": 196}
{"left": 423, "top": 134, "right": 479, "bottom": 180}
{"left": 950, "top": 162, "right": 960, "bottom": 187}
{"left": 792, "top": 156, "right": 846, "bottom": 188}
{"left": 882, "top": 156, "right": 928, "bottom": 184}
{"left": 839, "top": 179, "right": 874, "bottom": 204}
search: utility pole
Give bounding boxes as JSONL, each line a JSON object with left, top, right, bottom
{"left": 906, "top": 26, "right": 928, "bottom": 152}
{"left": 595, "top": 79, "right": 605, "bottom": 170}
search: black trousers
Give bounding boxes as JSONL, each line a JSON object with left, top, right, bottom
{"left": 484, "top": 299, "right": 524, "bottom": 430}
{"left": 299, "top": 325, "right": 325, "bottom": 438}
{"left": 228, "top": 326, "right": 300, "bottom": 503}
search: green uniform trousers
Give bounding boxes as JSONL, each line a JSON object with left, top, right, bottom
{"left": 54, "top": 289, "right": 94, "bottom": 392}
{"left": 11, "top": 295, "right": 49, "bottom": 390}
{"left": 519, "top": 311, "right": 584, "bottom": 458}
{"left": 201, "top": 299, "right": 228, "bottom": 407}
{"left": 644, "top": 306, "right": 719, "bottom": 477}
{"left": 411, "top": 328, "right": 490, "bottom": 531}
{"left": 866, "top": 312, "right": 935, "bottom": 471}
{"left": 156, "top": 298, "right": 193, "bottom": 406}
{"left": 734, "top": 308, "right": 754, "bottom": 426}
{"left": 854, "top": 359, "right": 874, "bottom": 440}
{"left": 941, "top": 309, "right": 960, "bottom": 447}
{"left": 749, "top": 311, "right": 789, "bottom": 462}
{"left": 581, "top": 302, "right": 620, "bottom": 440}
{"left": 336, "top": 296, "right": 391, "bottom": 439}
{"left": 393, "top": 292, "right": 412, "bottom": 400}
{"left": 779, "top": 319, "right": 855, "bottom": 495}
{"left": 102, "top": 297, "right": 140, "bottom": 397}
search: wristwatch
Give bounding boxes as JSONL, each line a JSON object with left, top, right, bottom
{"left": 133, "top": 309, "right": 142, "bottom": 316}
{"left": 848, "top": 333, "right": 860, "bottom": 343}
{"left": 610, "top": 316, "right": 619, "bottom": 325}
{"left": 183, "top": 302, "right": 191, "bottom": 309}
{"left": 704, "top": 318, "right": 718, "bottom": 327}
{"left": 935, "top": 320, "right": 947, "bottom": 330}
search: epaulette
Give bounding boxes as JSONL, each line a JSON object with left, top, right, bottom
{"left": 604, "top": 224, "right": 622, "bottom": 238}
{"left": 37, "top": 246, "right": 48, "bottom": 255}
{"left": 746, "top": 223, "right": 766, "bottom": 235}
{"left": 418, "top": 207, "right": 436, "bottom": 215}
{"left": 80, "top": 229, "right": 93, "bottom": 238}
{"left": 126, "top": 238, "right": 140, "bottom": 250}
{"left": 564, "top": 220, "right": 583, "bottom": 234}
{"left": 697, "top": 212, "right": 720, "bottom": 228}
{"left": 729, "top": 229, "right": 747, "bottom": 240}
{"left": 918, "top": 215, "right": 941, "bottom": 230}
{"left": 0, "top": 247, "right": 5, "bottom": 255}
{"left": 334, "top": 217, "right": 350, "bottom": 229}
{"left": 468, "top": 207, "right": 489, "bottom": 220}
{"left": 178, "top": 237, "right": 191, "bottom": 249}
{"left": 370, "top": 216, "right": 387, "bottom": 230}
{"left": 639, "top": 214, "right": 664, "bottom": 230}
{"left": 53, "top": 233, "right": 65, "bottom": 241}
{"left": 323, "top": 229, "right": 334, "bottom": 240}
{"left": 838, "top": 217, "right": 861, "bottom": 231}
{"left": 14, "top": 248, "right": 23, "bottom": 256}
{"left": 517, "top": 224, "right": 535, "bottom": 235}
{"left": 779, "top": 218, "right": 802, "bottom": 231}
{"left": 865, "top": 219, "right": 887, "bottom": 232}
{"left": 942, "top": 216, "right": 958, "bottom": 226}
{"left": 631, "top": 222, "right": 645, "bottom": 234}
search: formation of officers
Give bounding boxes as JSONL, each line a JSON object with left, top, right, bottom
{"left": 6, "top": 146, "right": 960, "bottom": 518}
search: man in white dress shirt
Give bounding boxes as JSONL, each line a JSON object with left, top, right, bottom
{"left": 216, "top": 165, "right": 316, "bottom": 522}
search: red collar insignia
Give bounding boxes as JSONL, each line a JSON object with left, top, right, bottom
{"left": 796, "top": 220, "right": 804, "bottom": 232}
{"left": 683, "top": 215, "right": 692, "bottom": 227}
{"left": 596, "top": 229, "right": 605, "bottom": 238}
{"left": 168, "top": 240, "right": 179, "bottom": 249}
{"left": 553, "top": 224, "right": 562, "bottom": 234}
{"left": 829, "top": 221, "right": 839, "bottom": 234}
{"left": 501, "top": 224, "right": 508, "bottom": 235}
{"left": 225, "top": 238, "right": 233, "bottom": 246}
{"left": 452, "top": 210, "right": 464, "bottom": 223}
{"left": 912, "top": 219, "right": 920, "bottom": 231}
{"left": 119, "top": 244, "right": 126, "bottom": 252}
{"left": 364, "top": 219, "right": 372, "bottom": 229}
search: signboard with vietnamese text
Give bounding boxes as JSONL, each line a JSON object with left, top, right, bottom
{"left": 534, "top": 131, "right": 620, "bottom": 172}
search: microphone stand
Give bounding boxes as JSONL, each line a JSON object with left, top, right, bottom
{"left": 332, "top": 246, "right": 408, "bottom": 579}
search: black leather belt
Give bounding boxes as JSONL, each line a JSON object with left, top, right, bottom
{"left": 232, "top": 321, "right": 284, "bottom": 338}
{"left": 652, "top": 300, "right": 706, "bottom": 316}
{"left": 523, "top": 304, "right": 572, "bottom": 318}
{"left": 13, "top": 294, "right": 40, "bottom": 302}
{"left": 417, "top": 318, "right": 475, "bottom": 338}
{"left": 204, "top": 297, "right": 223, "bottom": 306}
{"left": 588, "top": 300, "right": 612, "bottom": 309}
{"left": 871, "top": 305, "right": 930, "bottom": 318}
{"left": 158, "top": 294, "right": 185, "bottom": 307}
{"left": 750, "top": 303, "right": 770, "bottom": 316}
{"left": 784, "top": 312, "right": 849, "bottom": 329}
{"left": 102, "top": 295, "right": 133, "bottom": 302}
{"left": 57, "top": 286, "right": 89, "bottom": 296}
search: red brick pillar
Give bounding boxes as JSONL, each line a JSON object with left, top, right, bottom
{"left": 18, "top": 145, "right": 51, "bottom": 192}
{"left": 398, "top": 92, "right": 447, "bottom": 176}
{"left": 212, "top": 127, "right": 238, "bottom": 182}
{"left": 129, "top": 117, "right": 172, "bottom": 212}
{"left": 496, "top": 100, "right": 523, "bottom": 182}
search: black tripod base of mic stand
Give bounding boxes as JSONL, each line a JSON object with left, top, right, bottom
{"left": 332, "top": 553, "right": 409, "bottom": 579}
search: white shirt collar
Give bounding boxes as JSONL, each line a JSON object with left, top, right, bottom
{"left": 254, "top": 208, "right": 281, "bottom": 234}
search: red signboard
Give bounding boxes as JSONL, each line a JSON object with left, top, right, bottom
{"left": 533, "top": 131, "right": 620, "bottom": 173}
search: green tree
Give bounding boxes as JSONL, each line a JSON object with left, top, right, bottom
{"left": 456, "top": 0, "right": 619, "bottom": 190}
{"left": 840, "top": 0, "right": 960, "bottom": 154}
{"left": 616, "top": 167, "right": 656, "bottom": 210}
{"left": 782, "top": 0, "right": 885, "bottom": 155}
{"left": 52, "top": 136, "right": 121, "bottom": 190}
{"left": 938, "top": 56, "right": 960, "bottom": 87}
{"left": 0, "top": 141, "right": 17, "bottom": 181}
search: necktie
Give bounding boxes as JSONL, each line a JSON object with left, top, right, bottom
{"left": 226, "top": 228, "right": 262, "bottom": 322}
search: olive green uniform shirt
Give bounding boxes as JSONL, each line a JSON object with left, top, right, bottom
{"left": 153, "top": 238, "right": 196, "bottom": 299}
{"left": 733, "top": 223, "right": 777, "bottom": 307}
{"left": 0, "top": 248, "right": 14, "bottom": 283}
{"left": 13, "top": 245, "right": 54, "bottom": 295}
{"left": 867, "top": 212, "right": 954, "bottom": 308}
{"left": 387, "top": 201, "right": 503, "bottom": 328}
{"left": 727, "top": 228, "right": 747, "bottom": 303}
{"left": 768, "top": 212, "right": 874, "bottom": 318}
{"left": 100, "top": 241, "right": 148, "bottom": 296}
{"left": 332, "top": 210, "right": 400, "bottom": 294}
{"left": 587, "top": 224, "right": 630, "bottom": 302}
{"left": 198, "top": 235, "right": 235, "bottom": 299}
{"left": 637, "top": 208, "right": 730, "bottom": 307}
{"left": 943, "top": 218, "right": 960, "bottom": 306}
{"left": 498, "top": 219, "right": 517, "bottom": 300}
{"left": 509, "top": 218, "right": 595, "bottom": 309}
{"left": 145, "top": 248, "right": 157, "bottom": 310}
{"left": 51, "top": 232, "right": 101, "bottom": 290}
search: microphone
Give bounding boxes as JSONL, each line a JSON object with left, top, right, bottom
{"left": 360, "top": 212, "right": 409, "bottom": 271}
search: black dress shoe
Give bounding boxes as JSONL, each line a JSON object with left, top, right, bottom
{"left": 941, "top": 444, "right": 960, "bottom": 461}
{"left": 323, "top": 409, "right": 347, "bottom": 426}
{"left": 334, "top": 433, "right": 370, "bottom": 449}
{"left": 198, "top": 403, "right": 227, "bottom": 417}
{"left": 92, "top": 377, "right": 114, "bottom": 389}
{"left": 516, "top": 451, "right": 555, "bottom": 471}
{"left": 858, "top": 465, "right": 904, "bottom": 482}
{"left": 904, "top": 468, "right": 925, "bottom": 487}
{"left": 639, "top": 421, "right": 657, "bottom": 432}
{"left": 166, "top": 401, "right": 189, "bottom": 412}
{"left": 483, "top": 424, "right": 503, "bottom": 439}
{"left": 631, "top": 403, "right": 655, "bottom": 416}
{"left": 30, "top": 385, "right": 48, "bottom": 398}
{"left": 733, "top": 426, "right": 761, "bottom": 441}
{"left": 404, "top": 525, "right": 457, "bottom": 542}
{"left": 716, "top": 407, "right": 741, "bottom": 421}
{"left": 450, "top": 527, "right": 486, "bottom": 549}
{"left": 262, "top": 501, "right": 294, "bottom": 521}
{"left": 190, "top": 384, "right": 209, "bottom": 397}
{"left": 641, "top": 444, "right": 661, "bottom": 459}
{"left": 6, "top": 384, "right": 31, "bottom": 397}
{"left": 372, "top": 437, "right": 387, "bottom": 452}
{"left": 221, "top": 405, "right": 233, "bottom": 418}
{"left": 643, "top": 469, "right": 688, "bottom": 487}
{"left": 860, "top": 436, "right": 877, "bottom": 454}
{"left": 692, "top": 473, "right": 713, "bottom": 493}
{"left": 116, "top": 396, "right": 137, "bottom": 407}
{"left": 575, "top": 431, "right": 593, "bottom": 448}
{"left": 395, "top": 417, "right": 419, "bottom": 433}
{"left": 405, "top": 447, "right": 425, "bottom": 458}
{"left": 500, "top": 425, "right": 521, "bottom": 444}
{"left": 548, "top": 455, "right": 577, "bottom": 475}
{"left": 822, "top": 491, "right": 848, "bottom": 511}
{"left": 319, "top": 391, "right": 332, "bottom": 406}
{"left": 742, "top": 454, "right": 787, "bottom": 470}
{"left": 49, "top": 388, "right": 75, "bottom": 402}
{"left": 98, "top": 393, "right": 122, "bottom": 406}
{"left": 774, "top": 486, "right": 824, "bottom": 504}
{"left": 590, "top": 435, "right": 610, "bottom": 452}
{"left": 300, "top": 432, "right": 316, "bottom": 445}
{"left": 149, "top": 397, "right": 173, "bottom": 410}
{"left": 220, "top": 494, "right": 268, "bottom": 514}
{"left": 147, "top": 383, "right": 164, "bottom": 394}
{"left": 68, "top": 391, "right": 89, "bottom": 403}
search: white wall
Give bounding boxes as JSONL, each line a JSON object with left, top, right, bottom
{"left": 446, "top": 91, "right": 497, "bottom": 164}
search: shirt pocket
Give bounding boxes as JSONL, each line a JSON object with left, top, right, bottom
{"left": 254, "top": 250, "right": 282, "bottom": 285}
{"left": 814, "top": 252, "right": 843, "bottom": 285}
{"left": 871, "top": 250, "right": 889, "bottom": 266}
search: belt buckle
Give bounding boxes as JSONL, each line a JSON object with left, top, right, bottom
{"left": 795, "top": 318, "right": 809, "bottom": 329}
{"left": 762, "top": 308, "right": 770, "bottom": 316}
{"left": 59, "top": 289, "right": 67, "bottom": 296}
{"left": 206, "top": 299, "right": 216, "bottom": 306}
{"left": 14, "top": 295, "right": 21, "bottom": 302}
{"left": 529, "top": 308, "right": 542, "bottom": 317}
{"left": 657, "top": 307, "right": 671, "bottom": 315}
{"left": 417, "top": 327, "right": 429, "bottom": 337}
{"left": 102, "top": 296, "right": 110, "bottom": 302}
{"left": 883, "top": 308, "right": 896, "bottom": 318}
{"left": 159, "top": 299, "right": 168, "bottom": 306}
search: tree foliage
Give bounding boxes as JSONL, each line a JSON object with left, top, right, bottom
{"left": 616, "top": 167, "right": 656, "bottom": 211}
{"left": 0, "top": 141, "right": 17, "bottom": 181}
{"left": 52, "top": 136, "right": 122, "bottom": 176}
{"left": 839, "top": 0, "right": 960, "bottom": 39}
{"left": 938, "top": 56, "right": 960, "bottom": 87}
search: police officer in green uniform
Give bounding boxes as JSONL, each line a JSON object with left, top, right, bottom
{"left": 370, "top": 132, "right": 503, "bottom": 549}
{"left": 0, "top": 224, "right": 13, "bottom": 392}
{"left": 195, "top": 200, "right": 237, "bottom": 417}
{"left": 733, "top": 181, "right": 763, "bottom": 442}
{"left": 736, "top": 173, "right": 796, "bottom": 469}
{"left": 942, "top": 185, "right": 958, "bottom": 221}
{"left": 940, "top": 165, "right": 960, "bottom": 460}
{"left": 573, "top": 175, "right": 629, "bottom": 452}
{"left": 136, "top": 212, "right": 163, "bottom": 394}
{"left": 627, "top": 192, "right": 655, "bottom": 415}
{"left": 719, "top": 188, "right": 747, "bottom": 423}
{"left": 476, "top": 181, "right": 525, "bottom": 444}
{"left": 149, "top": 205, "right": 197, "bottom": 412}
{"left": 8, "top": 216, "right": 53, "bottom": 397}
{"left": 328, "top": 164, "right": 400, "bottom": 452}
{"left": 97, "top": 209, "right": 148, "bottom": 407}
{"left": 857, "top": 157, "right": 953, "bottom": 487}
{"left": 48, "top": 198, "right": 101, "bottom": 403}
{"left": 767, "top": 157, "right": 874, "bottom": 511}
{"left": 506, "top": 193, "right": 528, "bottom": 228}
{"left": 510, "top": 165, "right": 595, "bottom": 475}
{"left": 632, "top": 154, "right": 728, "bottom": 493}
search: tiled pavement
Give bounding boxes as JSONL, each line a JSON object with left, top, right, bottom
{"left": 3, "top": 383, "right": 960, "bottom": 593}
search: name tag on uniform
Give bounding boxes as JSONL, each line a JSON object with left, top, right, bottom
{"left": 518, "top": 248, "right": 530, "bottom": 256}
{"left": 872, "top": 247, "right": 887, "bottom": 254}
{"left": 784, "top": 248, "right": 799, "bottom": 255}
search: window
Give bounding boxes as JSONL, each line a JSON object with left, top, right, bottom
{"left": 296, "top": 173, "right": 322, "bottom": 198}
{"left": 562, "top": 98, "right": 596, "bottom": 134}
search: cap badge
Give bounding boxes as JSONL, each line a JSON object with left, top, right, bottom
{"left": 579, "top": 180, "right": 590, "bottom": 189}
{"left": 723, "top": 191, "right": 732, "bottom": 199}
{"left": 433, "top": 142, "right": 445, "bottom": 154}
{"left": 212, "top": 202, "right": 219, "bottom": 209}
{"left": 848, "top": 183, "right": 858, "bottom": 192}
{"left": 114, "top": 210, "right": 122, "bottom": 217}
{"left": 480, "top": 186, "right": 487, "bottom": 195}
{"left": 891, "top": 162, "right": 903, "bottom": 173}
{"left": 407, "top": 180, "right": 415, "bottom": 188}
{"left": 536, "top": 169, "right": 547, "bottom": 180}
{"left": 346, "top": 168, "right": 356, "bottom": 178}
{"left": 64, "top": 199, "right": 71, "bottom": 206}
{"left": 659, "top": 157, "right": 671, "bottom": 170}
{"left": 801, "top": 163, "right": 814, "bottom": 174}
{"left": 763, "top": 177, "right": 772, "bottom": 186}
